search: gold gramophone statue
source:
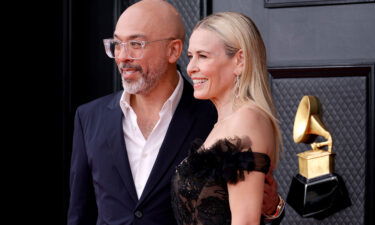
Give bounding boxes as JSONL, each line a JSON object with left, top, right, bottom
{"left": 294, "top": 95, "right": 333, "bottom": 179}
{"left": 286, "top": 96, "right": 350, "bottom": 218}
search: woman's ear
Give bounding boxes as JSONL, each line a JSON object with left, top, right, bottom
{"left": 167, "top": 39, "right": 183, "bottom": 63}
{"left": 234, "top": 49, "right": 244, "bottom": 76}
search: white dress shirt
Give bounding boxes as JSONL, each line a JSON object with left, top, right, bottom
{"left": 119, "top": 73, "right": 183, "bottom": 199}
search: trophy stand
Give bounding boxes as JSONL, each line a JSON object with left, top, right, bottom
{"left": 286, "top": 96, "right": 350, "bottom": 218}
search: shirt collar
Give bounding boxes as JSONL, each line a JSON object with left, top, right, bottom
{"left": 162, "top": 71, "right": 183, "bottom": 115}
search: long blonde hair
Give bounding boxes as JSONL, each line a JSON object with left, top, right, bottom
{"left": 194, "top": 12, "right": 282, "bottom": 165}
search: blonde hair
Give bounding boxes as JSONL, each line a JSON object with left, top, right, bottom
{"left": 194, "top": 12, "right": 282, "bottom": 165}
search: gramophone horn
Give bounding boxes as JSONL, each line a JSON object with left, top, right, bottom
{"left": 293, "top": 96, "right": 320, "bottom": 143}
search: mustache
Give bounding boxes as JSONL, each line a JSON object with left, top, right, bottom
{"left": 119, "top": 63, "right": 143, "bottom": 72}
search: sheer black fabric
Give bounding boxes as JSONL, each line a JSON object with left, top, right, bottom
{"left": 171, "top": 138, "right": 270, "bottom": 225}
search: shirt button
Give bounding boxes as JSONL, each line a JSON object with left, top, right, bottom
{"left": 134, "top": 210, "right": 143, "bottom": 218}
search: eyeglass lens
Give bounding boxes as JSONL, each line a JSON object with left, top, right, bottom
{"left": 108, "top": 40, "right": 144, "bottom": 59}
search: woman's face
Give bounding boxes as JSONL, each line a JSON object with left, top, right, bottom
{"left": 187, "top": 28, "right": 238, "bottom": 101}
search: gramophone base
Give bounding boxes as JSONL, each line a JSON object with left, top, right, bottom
{"left": 286, "top": 173, "right": 350, "bottom": 218}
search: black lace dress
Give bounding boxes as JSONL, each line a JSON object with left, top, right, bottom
{"left": 171, "top": 139, "right": 270, "bottom": 225}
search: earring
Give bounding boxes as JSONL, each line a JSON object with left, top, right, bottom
{"left": 234, "top": 75, "right": 240, "bottom": 99}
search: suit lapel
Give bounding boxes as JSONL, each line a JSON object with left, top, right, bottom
{"left": 138, "top": 80, "right": 197, "bottom": 204}
{"left": 105, "top": 92, "right": 138, "bottom": 203}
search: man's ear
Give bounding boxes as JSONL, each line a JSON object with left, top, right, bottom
{"left": 234, "top": 49, "right": 244, "bottom": 76}
{"left": 167, "top": 39, "right": 183, "bottom": 63}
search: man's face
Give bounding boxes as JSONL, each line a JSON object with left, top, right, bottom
{"left": 113, "top": 10, "right": 170, "bottom": 95}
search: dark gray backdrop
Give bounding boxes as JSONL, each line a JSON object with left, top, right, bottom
{"left": 58, "top": 0, "right": 375, "bottom": 224}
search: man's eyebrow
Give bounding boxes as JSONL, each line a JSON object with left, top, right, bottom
{"left": 113, "top": 34, "right": 147, "bottom": 40}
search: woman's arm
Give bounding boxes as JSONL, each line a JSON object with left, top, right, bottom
{"left": 228, "top": 171, "right": 265, "bottom": 225}
{"left": 227, "top": 106, "right": 275, "bottom": 225}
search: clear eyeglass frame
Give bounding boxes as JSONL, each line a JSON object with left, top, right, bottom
{"left": 103, "top": 38, "right": 176, "bottom": 59}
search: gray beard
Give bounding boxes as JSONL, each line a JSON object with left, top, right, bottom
{"left": 119, "top": 56, "right": 168, "bottom": 94}
{"left": 122, "top": 74, "right": 154, "bottom": 94}
{"left": 121, "top": 68, "right": 167, "bottom": 95}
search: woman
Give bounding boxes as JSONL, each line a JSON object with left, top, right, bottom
{"left": 171, "top": 12, "right": 282, "bottom": 225}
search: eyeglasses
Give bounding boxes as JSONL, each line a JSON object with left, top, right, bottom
{"left": 103, "top": 38, "right": 175, "bottom": 59}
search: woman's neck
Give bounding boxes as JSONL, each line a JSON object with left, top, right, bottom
{"left": 211, "top": 95, "right": 240, "bottom": 124}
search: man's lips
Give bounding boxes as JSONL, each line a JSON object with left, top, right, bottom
{"left": 119, "top": 68, "right": 138, "bottom": 79}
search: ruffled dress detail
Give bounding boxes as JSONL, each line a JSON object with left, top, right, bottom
{"left": 171, "top": 138, "right": 270, "bottom": 225}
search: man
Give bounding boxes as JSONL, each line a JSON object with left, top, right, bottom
{"left": 67, "top": 1, "right": 284, "bottom": 224}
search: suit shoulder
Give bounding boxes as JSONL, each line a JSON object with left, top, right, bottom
{"left": 76, "top": 91, "right": 122, "bottom": 116}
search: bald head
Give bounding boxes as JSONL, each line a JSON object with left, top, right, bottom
{"left": 115, "top": 0, "right": 185, "bottom": 42}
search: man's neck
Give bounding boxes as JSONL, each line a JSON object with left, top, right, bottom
{"left": 130, "top": 70, "right": 179, "bottom": 139}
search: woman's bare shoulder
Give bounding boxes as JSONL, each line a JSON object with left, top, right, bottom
{"left": 226, "top": 104, "right": 275, "bottom": 154}
{"left": 231, "top": 104, "right": 271, "bottom": 130}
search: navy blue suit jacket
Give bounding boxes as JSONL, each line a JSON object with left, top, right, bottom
{"left": 68, "top": 80, "right": 217, "bottom": 225}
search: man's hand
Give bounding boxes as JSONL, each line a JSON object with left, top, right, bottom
{"left": 262, "top": 171, "right": 280, "bottom": 215}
